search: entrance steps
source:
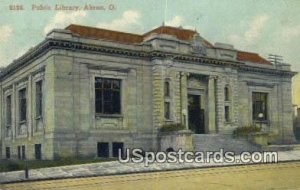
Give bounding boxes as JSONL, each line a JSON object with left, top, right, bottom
{"left": 192, "top": 134, "right": 261, "bottom": 154}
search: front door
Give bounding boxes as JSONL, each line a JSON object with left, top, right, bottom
{"left": 188, "top": 94, "right": 205, "bottom": 134}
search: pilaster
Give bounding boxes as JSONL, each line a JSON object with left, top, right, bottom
{"left": 208, "top": 76, "right": 216, "bottom": 133}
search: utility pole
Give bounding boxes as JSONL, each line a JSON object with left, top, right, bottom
{"left": 268, "top": 54, "right": 284, "bottom": 65}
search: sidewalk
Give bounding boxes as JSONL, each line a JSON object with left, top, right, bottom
{"left": 1, "top": 150, "right": 300, "bottom": 184}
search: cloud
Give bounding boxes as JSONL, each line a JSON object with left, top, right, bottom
{"left": 166, "top": 16, "right": 184, "bottom": 27}
{"left": 228, "top": 34, "right": 241, "bottom": 45}
{"left": 164, "top": 16, "right": 194, "bottom": 30}
{"left": 282, "top": 25, "right": 300, "bottom": 41}
{"left": 228, "top": 15, "right": 269, "bottom": 46}
{"left": 0, "top": 25, "right": 13, "bottom": 43}
{"left": 44, "top": 11, "right": 87, "bottom": 34}
{"left": 0, "top": 25, "right": 13, "bottom": 66}
{"left": 97, "top": 10, "right": 143, "bottom": 32}
{"left": 244, "top": 15, "right": 269, "bottom": 43}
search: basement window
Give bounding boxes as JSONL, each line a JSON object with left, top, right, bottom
{"left": 35, "top": 144, "right": 42, "bottom": 160}
{"left": 112, "top": 142, "right": 124, "bottom": 158}
{"left": 97, "top": 142, "right": 109, "bottom": 158}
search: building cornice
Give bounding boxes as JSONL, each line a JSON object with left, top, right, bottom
{"left": 0, "top": 38, "right": 296, "bottom": 80}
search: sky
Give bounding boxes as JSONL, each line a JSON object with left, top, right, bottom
{"left": 0, "top": 0, "right": 300, "bottom": 104}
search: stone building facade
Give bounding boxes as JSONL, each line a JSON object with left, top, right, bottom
{"left": 0, "top": 24, "right": 297, "bottom": 160}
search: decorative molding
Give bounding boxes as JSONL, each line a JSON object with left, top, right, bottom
{"left": 87, "top": 64, "right": 130, "bottom": 73}
{"left": 0, "top": 38, "right": 296, "bottom": 81}
{"left": 31, "top": 66, "right": 46, "bottom": 78}
{"left": 246, "top": 81, "right": 276, "bottom": 88}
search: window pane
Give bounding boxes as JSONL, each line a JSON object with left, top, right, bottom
{"left": 104, "top": 89, "right": 112, "bottom": 101}
{"left": 95, "top": 78, "right": 103, "bottom": 88}
{"left": 104, "top": 101, "right": 113, "bottom": 114}
{"left": 112, "top": 91, "right": 120, "bottom": 114}
{"left": 103, "top": 79, "right": 111, "bottom": 89}
{"left": 95, "top": 89, "right": 102, "bottom": 113}
{"left": 112, "top": 80, "right": 120, "bottom": 89}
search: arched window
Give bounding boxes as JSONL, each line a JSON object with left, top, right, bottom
{"left": 164, "top": 80, "right": 170, "bottom": 97}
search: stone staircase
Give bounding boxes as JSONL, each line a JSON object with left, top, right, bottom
{"left": 192, "top": 134, "right": 261, "bottom": 154}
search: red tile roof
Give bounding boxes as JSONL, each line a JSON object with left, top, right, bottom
{"left": 144, "top": 26, "right": 196, "bottom": 41}
{"left": 237, "top": 51, "right": 271, "bottom": 65}
{"left": 66, "top": 24, "right": 213, "bottom": 46}
{"left": 66, "top": 24, "right": 143, "bottom": 44}
{"left": 65, "top": 24, "right": 270, "bottom": 65}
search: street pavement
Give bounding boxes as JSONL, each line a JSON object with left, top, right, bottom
{"left": 0, "top": 150, "right": 300, "bottom": 185}
{"left": 1, "top": 161, "right": 300, "bottom": 190}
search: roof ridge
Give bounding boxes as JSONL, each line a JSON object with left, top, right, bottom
{"left": 65, "top": 24, "right": 143, "bottom": 37}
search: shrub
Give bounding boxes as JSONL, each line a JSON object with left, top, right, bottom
{"left": 233, "top": 125, "right": 262, "bottom": 137}
{"left": 7, "top": 161, "right": 22, "bottom": 171}
{"left": 160, "top": 123, "right": 186, "bottom": 132}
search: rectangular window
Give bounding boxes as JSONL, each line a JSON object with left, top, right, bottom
{"left": 164, "top": 102, "right": 170, "bottom": 119}
{"left": 225, "top": 106, "right": 230, "bottom": 122}
{"left": 252, "top": 92, "right": 268, "bottom": 121}
{"left": 95, "top": 78, "right": 121, "bottom": 115}
{"left": 36, "top": 81, "right": 43, "bottom": 117}
{"left": 19, "top": 88, "right": 27, "bottom": 122}
{"left": 21, "top": 145, "right": 26, "bottom": 160}
{"left": 17, "top": 146, "right": 21, "bottom": 159}
{"left": 97, "top": 142, "right": 109, "bottom": 158}
{"left": 6, "top": 147, "right": 10, "bottom": 159}
{"left": 35, "top": 144, "right": 42, "bottom": 160}
{"left": 224, "top": 87, "right": 229, "bottom": 101}
{"left": 164, "top": 81, "right": 170, "bottom": 97}
{"left": 6, "top": 95, "right": 12, "bottom": 126}
{"left": 112, "top": 142, "right": 124, "bottom": 158}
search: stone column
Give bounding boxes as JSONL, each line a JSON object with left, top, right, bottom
{"left": 208, "top": 76, "right": 216, "bottom": 134}
{"left": 152, "top": 59, "right": 164, "bottom": 128}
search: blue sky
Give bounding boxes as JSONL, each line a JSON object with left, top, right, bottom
{"left": 0, "top": 0, "right": 300, "bottom": 102}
